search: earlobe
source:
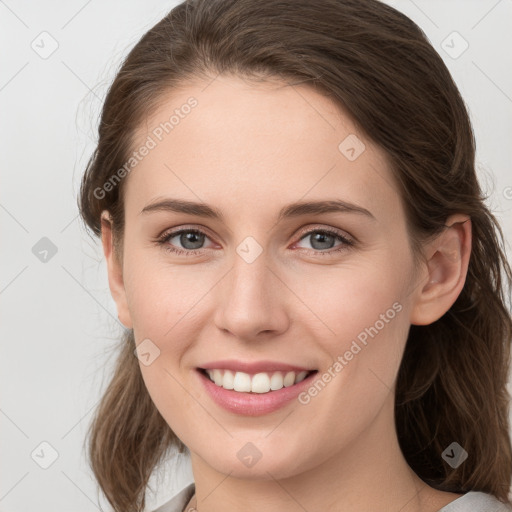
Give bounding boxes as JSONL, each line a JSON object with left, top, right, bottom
{"left": 100, "top": 210, "right": 133, "bottom": 329}
{"left": 410, "top": 214, "right": 472, "bottom": 326}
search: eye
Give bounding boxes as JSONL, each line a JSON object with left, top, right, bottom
{"left": 156, "top": 227, "right": 216, "bottom": 256}
{"left": 155, "top": 225, "right": 355, "bottom": 257}
{"left": 293, "top": 227, "right": 354, "bottom": 256}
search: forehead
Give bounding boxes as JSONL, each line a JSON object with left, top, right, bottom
{"left": 126, "top": 75, "right": 402, "bottom": 223}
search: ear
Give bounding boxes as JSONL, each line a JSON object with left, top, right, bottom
{"left": 410, "top": 214, "right": 472, "bottom": 326}
{"left": 100, "top": 210, "right": 133, "bottom": 329}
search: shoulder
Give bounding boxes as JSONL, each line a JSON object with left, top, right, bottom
{"left": 150, "top": 482, "right": 195, "bottom": 512}
{"left": 149, "top": 486, "right": 511, "bottom": 512}
{"left": 438, "top": 491, "right": 512, "bottom": 512}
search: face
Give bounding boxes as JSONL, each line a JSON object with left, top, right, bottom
{"left": 105, "top": 75, "right": 427, "bottom": 479}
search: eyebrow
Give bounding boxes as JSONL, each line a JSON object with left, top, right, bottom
{"left": 139, "top": 198, "right": 375, "bottom": 222}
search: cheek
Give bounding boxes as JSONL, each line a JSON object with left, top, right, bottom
{"left": 289, "top": 264, "right": 410, "bottom": 453}
{"left": 300, "top": 260, "right": 406, "bottom": 335}
{"left": 294, "top": 257, "right": 410, "bottom": 388}
{"left": 126, "top": 264, "right": 206, "bottom": 419}
{"left": 123, "top": 249, "right": 211, "bottom": 340}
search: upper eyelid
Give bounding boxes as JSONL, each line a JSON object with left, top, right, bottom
{"left": 160, "top": 225, "right": 216, "bottom": 242}
{"left": 295, "top": 225, "right": 353, "bottom": 242}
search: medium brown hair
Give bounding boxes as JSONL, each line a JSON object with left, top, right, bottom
{"left": 78, "top": 0, "right": 512, "bottom": 510}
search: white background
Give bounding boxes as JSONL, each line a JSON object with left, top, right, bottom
{"left": 1, "top": 1, "right": 511, "bottom": 510}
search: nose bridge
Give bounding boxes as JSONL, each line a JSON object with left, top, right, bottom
{"left": 232, "top": 245, "right": 271, "bottom": 300}
{"left": 228, "top": 246, "right": 274, "bottom": 316}
{"left": 214, "top": 240, "right": 289, "bottom": 338}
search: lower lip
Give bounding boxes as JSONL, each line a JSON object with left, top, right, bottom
{"left": 196, "top": 369, "right": 318, "bottom": 416}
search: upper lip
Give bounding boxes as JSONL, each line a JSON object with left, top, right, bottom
{"left": 198, "top": 360, "right": 316, "bottom": 374}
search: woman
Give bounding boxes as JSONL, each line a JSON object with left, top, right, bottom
{"left": 78, "top": 0, "right": 512, "bottom": 511}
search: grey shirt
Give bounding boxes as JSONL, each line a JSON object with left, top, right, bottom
{"left": 152, "top": 483, "right": 512, "bottom": 512}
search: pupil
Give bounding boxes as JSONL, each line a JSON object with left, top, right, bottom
{"left": 181, "top": 232, "right": 204, "bottom": 250}
{"left": 311, "top": 232, "right": 334, "bottom": 250}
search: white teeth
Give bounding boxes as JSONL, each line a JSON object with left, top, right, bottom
{"left": 295, "top": 370, "right": 309, "bottom": 383}
{"left": 205, "top": 369, "right": 312, "bottom": 393}
{"left": 213, "top": 369, "right": 223, "bottom": 386}
{"left": 233, "top": 371, "right": 252, "bottom": 392}
{"left": 222, "top": 370, "right": 235, "bottom": 389}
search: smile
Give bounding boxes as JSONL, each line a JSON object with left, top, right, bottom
{"left": 196, "top": 367, "right": 319, "bottom": 416}
{"left": 199, "top": 368, "right": 315, "bottom": 393}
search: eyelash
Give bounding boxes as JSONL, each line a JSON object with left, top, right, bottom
{"left": 155, "top": 226, "right": 354, "bottom": 257}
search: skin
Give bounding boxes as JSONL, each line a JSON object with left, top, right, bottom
{"left": 101, "top": 75, "right": 471, "bottom": 512}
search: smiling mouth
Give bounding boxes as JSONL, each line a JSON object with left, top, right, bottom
{"left": 197, "top": 368, "right": 318, "bottom": 394}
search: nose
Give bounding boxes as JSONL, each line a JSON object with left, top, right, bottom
{"left": 213, "top": 250, "right": 290, "bottom": 340}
